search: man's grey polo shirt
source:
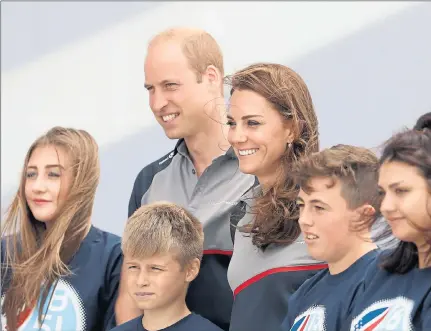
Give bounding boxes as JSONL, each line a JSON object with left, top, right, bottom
{"left": 129, "top": 139, "right": 255, "bottom": 252}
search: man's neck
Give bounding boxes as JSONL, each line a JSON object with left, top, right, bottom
{"left": 142, "top": 301, "right": 190, "bottom": 331}
{"left": 328, "top": 240, "right": 377, "bottom": 275}
{"left": 184, "top": 123, "right": 230, "bottom": 177}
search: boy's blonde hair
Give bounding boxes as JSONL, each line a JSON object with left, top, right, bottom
{"left": 122, "top": 202, "right": 204, "bottom": 267}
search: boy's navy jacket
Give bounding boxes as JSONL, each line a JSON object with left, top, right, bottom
{"left": 281, "top": 249, "right": 378, "bottom": 331}
{"left": 349, "top": 250, "right": 431, "bottom": 331}
{"left": 1, "top": 226, "right": 122, "bottom": 331}
{"left": 111, "top": 313, "right": 223, "bottom": 331}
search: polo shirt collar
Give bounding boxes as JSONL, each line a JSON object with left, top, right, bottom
{"left": 174, "top": 138, "right": 237, "bottom": 160}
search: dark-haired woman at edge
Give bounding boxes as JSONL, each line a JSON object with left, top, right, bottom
{"left": 350, "top": 113, "right": 431, "bottom": 330}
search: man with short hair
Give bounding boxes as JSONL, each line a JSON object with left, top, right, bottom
{"left": 121, "top": 27, "right": 255, "bottom": 330}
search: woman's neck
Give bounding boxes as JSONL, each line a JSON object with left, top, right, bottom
{"left": 417, "top": 243, "right": 431, "bottom": 269}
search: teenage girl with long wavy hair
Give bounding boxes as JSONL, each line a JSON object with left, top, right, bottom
{"left": 1, "top": 127, "right": 124, "bottom": 331}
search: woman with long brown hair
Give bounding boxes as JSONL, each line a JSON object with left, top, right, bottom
{"left": 1, "top": 127, "right": 122, "bottom": 331}
{"left": 225, "top": 63, "right": 327, "bottom": 331}
{"left": 349, "top": 113, "right": 431, "bottom": 330}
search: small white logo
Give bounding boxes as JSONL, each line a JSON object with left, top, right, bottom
{"left": 290, "top": 305, "right": 326, "bottom": 331}
{"left": 159, "top": 152, "right": 175, "bottom": 165}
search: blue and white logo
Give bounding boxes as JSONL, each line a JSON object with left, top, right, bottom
{"left": 290, "top": 306, "right": 326, "bottom": 331}
{"left": 350, "top": 297, "right": 414, "bottom": 331}
{"left": 2, "top": 279, "right": 86, "bottom": 331}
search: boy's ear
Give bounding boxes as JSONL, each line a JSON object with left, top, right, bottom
{"left": 353, "top": 204, "right": 376, "bottom": 222}
{"left": 359, "top": 204, "right": 376, "bottom": 217}
{"left": 185, "top": 258, "right": 201, "bottom": 283}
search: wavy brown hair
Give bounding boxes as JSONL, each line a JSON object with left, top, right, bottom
{"left": 225, "top": 63, "right": 319, "bottom": 249}
{"left": 1, "top": 126, "right": 100, "bottom": 330}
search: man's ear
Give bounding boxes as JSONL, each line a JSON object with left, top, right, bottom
{"left": 204, "top": 65, "right": 222, "bottom": 87}
{"left": 185, "top": 258, "right": 201, "bottom": 283}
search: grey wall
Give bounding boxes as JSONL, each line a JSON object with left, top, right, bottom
{"left": 2, "top": 2, "right": 430, "bottom": 236}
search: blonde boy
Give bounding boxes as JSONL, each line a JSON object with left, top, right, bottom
{"left": 113, "top": 202, "right": 222, "bottom": 331}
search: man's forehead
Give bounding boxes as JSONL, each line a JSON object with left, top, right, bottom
{"left": 144, "top": 63, "right": 186, "bottom": 83}
{"left": 146, "top": 39, "right": 184, "bottom": 60}
{"left": 145, "top": 54, "right": 189, "bottom": 82}
{"left": 145, "top": 55, "right": 185, "bottom": 70}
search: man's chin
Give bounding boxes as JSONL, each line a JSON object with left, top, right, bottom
{"left": 163, "top": 129, "right": 184, "bottom": 140}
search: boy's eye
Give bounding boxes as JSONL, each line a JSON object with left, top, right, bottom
{"left": 151, "top": 266, "right": 163, "bottom": 271}
{"left": 314, "top": 205, "right": 325, "bottom": 211}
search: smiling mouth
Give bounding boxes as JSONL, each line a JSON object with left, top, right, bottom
{"left": 162, "top": 113, "right": 179, "bottom": 122}
{"left": 305, "top": 234, "right": 319, "bottom": 240}
{"left": 238, "top": 148, "right": 259, "bottom": 156}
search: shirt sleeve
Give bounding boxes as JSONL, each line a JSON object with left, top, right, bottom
{"left": 1, "top": 238, "right": 12, "bottom": 296}
{"left": 128, "top": 149, "right": 178, "bottom": 218}
{"left": 128, "top": 165, "right": 155, "bottom": 217}
{"left": 103, "top": 243, "right": 123, "bottom": 330}
{"left": 128, "top": 171, "right": 144, "bottom": 218}
{"left": 421, "top": 292, "right": 431, "bottom": 330}
{"left": 280, "top": 294, "right": 297, "bottom": 330}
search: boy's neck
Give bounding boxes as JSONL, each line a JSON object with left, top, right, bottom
{"left": 142, "top": 301, "right": 191, "bottom": 331}
{"left": 328, "top": 241, "right": 377, "bottom": 275}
